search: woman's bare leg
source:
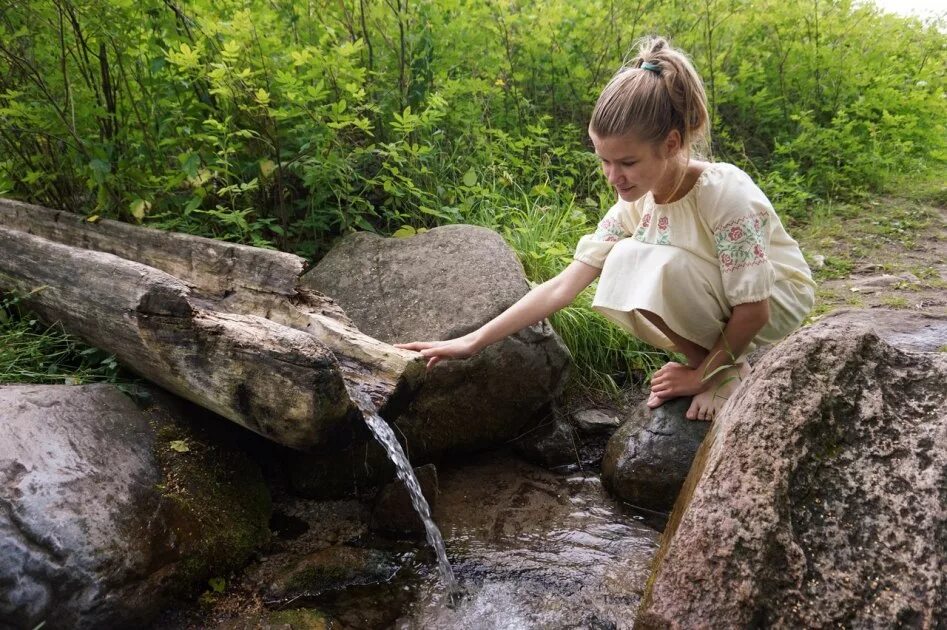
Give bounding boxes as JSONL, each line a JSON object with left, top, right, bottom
{"left": 686, "top": 362, "right": 750, "bottom": 421}
{"left": 639, "top": 309, "right": 751, "bottom": 420}
{"left": 639, "top": 310, "right": 709, "bottom": 408}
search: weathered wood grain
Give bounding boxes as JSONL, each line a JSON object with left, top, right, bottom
{"left": 0, "top": 199, "right": 426, "bottom": 449}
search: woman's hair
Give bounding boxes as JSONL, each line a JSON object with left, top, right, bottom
{"left": 590, "top": 36, "right": 710, "bottom": 160}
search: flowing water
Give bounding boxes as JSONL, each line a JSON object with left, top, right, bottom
{"left": 346, "top": 385, "right": 459, "bottom": 598}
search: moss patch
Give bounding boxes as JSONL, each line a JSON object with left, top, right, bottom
{"left": 147, "top": 394, "right": 272, "bottom": 597}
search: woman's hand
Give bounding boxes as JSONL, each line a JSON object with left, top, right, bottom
{"left": 394, "top": 336, "right": 479, "bottom": 370}
{"left": 649, "top": 361, "right": 706, "bottom": 399}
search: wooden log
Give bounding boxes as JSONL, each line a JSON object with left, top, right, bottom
{"left": 0, "top": 225, "right": 355, "bottom": 449}
{"left": 0, "top": 198, "right": 302, "bottom": 297}
{"left": 0, "top": 199, "right": 426, "bottom": 449}
{"left": 0, "top": 198, "right": 425, "bottom": 409}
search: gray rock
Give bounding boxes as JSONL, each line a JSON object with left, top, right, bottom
{"left": 265, "top": 546, "right": 404, "bottom": 601}
{"left": 601, "top": 398, "right": 709, "bottom": 512}
{"left": 296, "top": 225, "right": 571, "bottom": 492}
{"left": 850, "top": 272, "right": 919, "bottom": 293}
{"left": 638, "top": 317, "right": 947, "bottom": 628}
{"left": 572, "top": 408, "right": 621, "bottom": 434}
{"left": 0, "top": 384, "right": 270, "bottom": 630}
{"left": 370, "top": 463, "right": 439, "bottom": 536}
{"left": 512, "top": 411, "right": 580, "bottom": 469}
{"left": 821, "top": 308, "right": 947, "bottom": 352}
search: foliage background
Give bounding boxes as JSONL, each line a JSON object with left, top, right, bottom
{"left": 0, "top": 0, "right": 944, "bottom": 391}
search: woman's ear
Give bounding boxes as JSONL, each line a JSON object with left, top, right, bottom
{"left": 662, "top": 129, "right": 683, "bottom": 158}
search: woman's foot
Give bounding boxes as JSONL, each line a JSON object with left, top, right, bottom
{"left": 685, "top": 362, "right": 751, "bottom": 421}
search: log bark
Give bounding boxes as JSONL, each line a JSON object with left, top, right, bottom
{"left": 0, "top": 199, "right": 425, "bottom": 450}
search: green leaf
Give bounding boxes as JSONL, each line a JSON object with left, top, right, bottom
{"left": 392, "top": 226, "right": 416, "bottom": 238}
{"left": 169, "top": 440, "right": 190, "bottom": 453}
{"left": 259, "top": 159, "right": 277, "bottom": 178}
{"left": 129, "top": 199, "right": 150, "bottom": 222}
{"left": 462, "top": 168, "right": 478, "bottom": 187}
{"left": 208, "top": 577, "right": 226, "bottom": 593}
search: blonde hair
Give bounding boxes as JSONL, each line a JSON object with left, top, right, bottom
{"left": 590, "top": 36, "right": 710, "bottom": 161}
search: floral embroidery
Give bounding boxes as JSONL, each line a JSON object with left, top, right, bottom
{"left": 656, "top": 215, "right": 670, "bottom": 245}
{"left": 715, "top": 212, "right": 769, "bottom": 272}
{"left": 594, "top": 216, "right": 625, "bottom": 242}
{"left": 633, "top": 212, "right": 671, "bottom": 245}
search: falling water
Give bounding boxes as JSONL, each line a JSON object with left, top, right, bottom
{"left": 345, "top": 385, "right": 459, "bottom": 598}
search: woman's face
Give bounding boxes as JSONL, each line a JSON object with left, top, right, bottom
{"left": 589, "top": 130, "right": 681, "bottom": 202}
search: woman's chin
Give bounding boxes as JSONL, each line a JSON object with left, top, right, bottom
{"left": 616, "top": 186, "right": 642, "bottom": 201}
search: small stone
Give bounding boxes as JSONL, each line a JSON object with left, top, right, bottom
{"left": 512, "top": 413, "right": 579, "bottom": 469}
{"left": 572, "top": 409, "right": 621, "bottom": 434}
{"left": 850, "top": 273, "right": 919, "bottom": 294}
{"left": 601, "top": 398, "right": 710, "bottom": 512}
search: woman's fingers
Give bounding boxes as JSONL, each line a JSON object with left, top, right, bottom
{"left": 395, "top": 338, "right": 473, "bottom": 370}
{"left": 394, "top": 341, "right": 435, "bottom": 351}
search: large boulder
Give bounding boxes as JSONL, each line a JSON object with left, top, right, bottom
{"left": 0, "top": 384, "right": 271, "bottom": 630}
{"left": 602, "top": 398, "right": 709, "bottom": 512}
{"left": 298, "top": 225, "right": 571, "bottom": 490}
{"left": 637, "top": 315, "right": 947, "bottom": 628}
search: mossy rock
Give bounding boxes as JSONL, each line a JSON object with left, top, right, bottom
{"left": 143, "top": 386, "right": 272, "bottom": 597}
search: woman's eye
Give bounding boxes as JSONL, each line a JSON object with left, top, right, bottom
{"left": 621, "top": 161, "right": 637, "bottom": 167}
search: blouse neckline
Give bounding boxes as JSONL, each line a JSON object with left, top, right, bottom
{"left": 649, "top": 162, "right": 722, "bottom": 208}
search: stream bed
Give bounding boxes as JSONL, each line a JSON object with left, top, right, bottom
{"left": 158, "top": 449, "right": 662, "bottom": 629}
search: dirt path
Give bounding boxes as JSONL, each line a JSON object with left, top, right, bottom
{"left": 796, "top": 197, "right": 947, "bottom": 319}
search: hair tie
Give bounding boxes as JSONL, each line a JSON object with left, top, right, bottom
{"left": 641, "top": 61, "right": 662, "bottom": 75}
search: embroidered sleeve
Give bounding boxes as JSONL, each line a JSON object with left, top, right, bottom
{"left": 715, "top": 213, "right": 769, "bottom": 273}
{"left": 574, "top": 201, "right": 631, "bottom": 269}
{"left": 702, "top": 166, "right": 777, "bottom": 305}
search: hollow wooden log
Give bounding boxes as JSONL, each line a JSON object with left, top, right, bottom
{"left": 0, "top": 198, "right": 425, "bottom": 409}
{"left": 0, "top": 199, "right": 426, "bottom": 449}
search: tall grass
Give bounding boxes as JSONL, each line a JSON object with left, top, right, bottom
{"left": 0, "top": 292, "right": 130, "bottom": 385}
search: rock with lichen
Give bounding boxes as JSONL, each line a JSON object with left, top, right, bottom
{"left": 637, "top": 315, "right": 947, "bottom": 628}
{"left": 0, "top": 383, "right": 271, "bottom": 630}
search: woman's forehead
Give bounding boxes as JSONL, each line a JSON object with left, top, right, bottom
{"left": 589, "top": 131, "right": 650, "bottom": 159}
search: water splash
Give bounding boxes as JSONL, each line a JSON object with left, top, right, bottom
{"left": 346, "top": 385, "right": 459, "bottom": 599}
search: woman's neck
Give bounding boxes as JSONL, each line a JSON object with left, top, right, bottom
{"left": 652, "top": 159, "right": 708, "bottom": 204}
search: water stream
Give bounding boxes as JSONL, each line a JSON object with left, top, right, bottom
{"left": 346, "top": 385, "right": 459, "bottom": 599}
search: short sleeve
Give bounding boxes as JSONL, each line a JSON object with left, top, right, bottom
{"left": 699, "top": 166, "right": 776, "bottom": 305}
{"left": 573, "top": 200, "right": 633, "bottom": 269}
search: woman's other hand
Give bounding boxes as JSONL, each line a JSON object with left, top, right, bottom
{"left": 394, "top": 336, "right": 479, "bottom": 370}
{"left": 648, "top": 361, "right": 705, "bottom": 399}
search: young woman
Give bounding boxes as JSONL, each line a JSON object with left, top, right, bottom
{"left": 396, "top": 36, "right": 816, "bottom": 422}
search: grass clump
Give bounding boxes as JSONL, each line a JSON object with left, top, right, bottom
{"left": 0, "top": 291, "right": 133, "bottom": 385}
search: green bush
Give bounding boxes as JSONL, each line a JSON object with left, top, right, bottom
{"left": 0, "top": 0, "right": 944, "bottom": 392}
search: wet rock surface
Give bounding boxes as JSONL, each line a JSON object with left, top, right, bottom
{"left": 401, "top": 451, "right": 660, "bottom": 629}
{"left": 820, "top": 307, "right": 947, "bottom": 352}
{"left": 601, "top": 397, "right": 708, "bottom": 512}
{"left": 264, "top": 545, "right": 406, "bottom": 602}
{"left": 638, "top": 315, "right": 947, "bottom": 628}
{"left": 156, "top": 450, "right": 660, "bottom": 629}
{"left": 301, "top": 225, "right": 571, "bottom": 464}
{"left": 0, "top": 384, "right": 270, "bottom": 630}
{"left": 370, "top": 463, "right": 439, "bottom": 536}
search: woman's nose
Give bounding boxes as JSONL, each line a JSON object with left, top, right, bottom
{"left": 603, "top": 164, "right": 617, "bottom": 183}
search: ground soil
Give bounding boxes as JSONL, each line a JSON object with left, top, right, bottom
{"left": 796, "top": 197, "right": 947, "bottom": 319}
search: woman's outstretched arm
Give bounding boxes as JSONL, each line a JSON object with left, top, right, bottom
{"left": 395, "top": 260, "right": 601, "bottom": 369}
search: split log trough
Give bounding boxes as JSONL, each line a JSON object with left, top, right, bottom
{"left": 0, "top": 199, "right": 426, "bottom": 450}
